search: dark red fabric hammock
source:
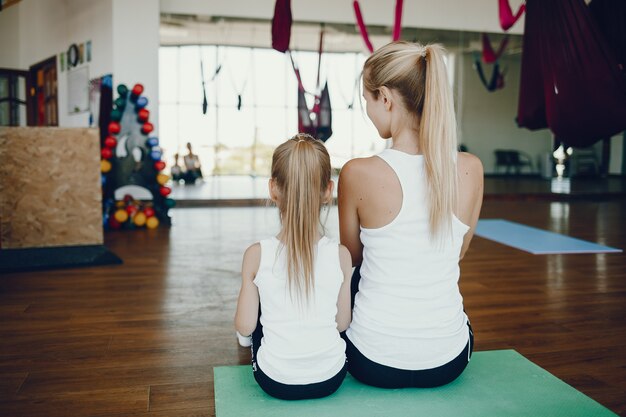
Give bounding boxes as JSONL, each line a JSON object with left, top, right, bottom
{"left": 292, "top": 64, "right": 333, "bottom": 142}
{"left": 499, "top": 0, "right": 526, "bottom": 31}
{"left": 271, "top": 0, "right": 292, "bottom": 53}
{"left": 289, "top": 30, "right": 333, "bottom": 142}
{"left": 517, "top": 0, "right": 626, "bottom": 147}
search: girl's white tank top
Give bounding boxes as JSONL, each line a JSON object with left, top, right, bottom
{"left": 255, "top": 236, "right": 346, "bottom": 384}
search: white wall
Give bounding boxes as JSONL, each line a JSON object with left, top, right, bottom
{"left": 61, "top": 0, "right": 114, "bottom": 127}
{"left": 0, "top": 0, "right": 114, "bottom": 126}
{"left": 0, "top": 5, "right": 20, "bottom": 68}
{"left": 455, "top": 52, "right": 553, "bottom": 174}
{"left": 112, "top": 0, "right": 160, "bottom": 135}
{"left": 160, "top": 0, "right": 526, "bottom": 35}
{"left": 0, "top": 0, "right": 159, "bottom": 132}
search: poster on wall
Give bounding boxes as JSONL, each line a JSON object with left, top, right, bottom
{"left": 67, "top": 66, "right": 89, "bottom": 114}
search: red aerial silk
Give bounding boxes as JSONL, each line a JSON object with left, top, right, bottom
{"left": 517, "top": 0, "right": 626, "bottom": 147}
{"left": 392, "top": 0, "right": 403, "bottom": 41}
{"left": 353, "top": 0, "right": 404, "bottom": 53}
{"left": 499, "top": 0, "right": 526, "bottom": 31}
{"left": 271, "top": 0, "right": 292, "bottom": 53}
{"left": 353, "top": 1, "right": 374, "bottom": 53}
{"left": 482, "top": 34, "right": 509, "bottom": 64}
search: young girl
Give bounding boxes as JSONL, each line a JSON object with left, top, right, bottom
{"left": 338, "top": 42, "right": 484, "bottom": 388}
{"left": 235, "top": 133, "right": 353, "bottom": 400}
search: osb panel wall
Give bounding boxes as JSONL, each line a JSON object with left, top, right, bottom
{"left": 0, "top": 127, "right": 103, "bottom": 249}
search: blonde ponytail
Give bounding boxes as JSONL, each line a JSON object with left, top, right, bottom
{"left": 363, "top": 41, "right": 458, "bottom": 240}
{"left": 271, "top": 134, "right": 331, "bottom": 302}
{"left": 420, "top": 44, "right": 458, "bottom": 239}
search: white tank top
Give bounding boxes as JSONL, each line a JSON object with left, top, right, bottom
{"left": 346, "top": 148, "right": 470, "bottom": 370}
{"left": 254, "top": 236, "right": 346, "bottom": 384}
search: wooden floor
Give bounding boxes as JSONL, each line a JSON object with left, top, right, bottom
{"left": 1, "top": 199, "right": 626, "bottom": 416}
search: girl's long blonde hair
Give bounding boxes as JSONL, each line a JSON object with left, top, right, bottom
{"left": 271, "top": 133, "right": 331, "bottom": 302}
{"left": 363, "top": 41, "right": 458, "bottom": 239}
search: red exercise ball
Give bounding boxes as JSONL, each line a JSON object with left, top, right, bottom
{"left": 108, "top": 122, "right": 121, "bottom": 135}
{"left": 141, "top": 122, "right": 154, "bottom": 135}
{"left": 125, "top": 205, "right": 138, "bottom": 215}
{"left": 144, "top": 207, "right": 155, "bottom": 217}
{"left": 154, "top": 160, "right": 166, "bottom": 171}
{"left": 137, "top": 108, "right": 149, "bottom": 122}
{"left": 132, "top": 84, "right": 144, "bottom": 96}
{"left": 101, "top": 148, "right": 113, "bottom": 159}
{"left": 159, "top": 186, "right": 172, "bottom": 197}
{"left": 104, "top": 136, "right": 117, "bottom": 148}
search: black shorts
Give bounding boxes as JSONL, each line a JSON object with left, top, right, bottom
{"left": 342, "top": 323, "right": 474, "bottom": 389}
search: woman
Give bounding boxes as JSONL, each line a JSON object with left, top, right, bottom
{"left": 338, "top": 41, "right": 484, "bottom": 388}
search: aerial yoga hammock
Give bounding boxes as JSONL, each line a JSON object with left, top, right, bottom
{"left": 271, "top": 0, "right": 292, "bottom": 53}
{"left": 474, "top": 53, "right": 506, "bottom": 93}
{"left": 199, "top": 48, "right": 222, "bottom": 115}
{"left": 224, "top": 49, "right": 252, "bottom": 111}
{"left": 289, "top": 29, "right": 333, "bottom": 142}
{"left": 499, "top": 0, "right": 526, "bottom": 31}
{"left": 271, "top": 0, "right": 333, "bottom": 142}
{"left": 474, "top": 34, "right": 508, "bottom": 92}
{"left": 482, "top": 33, "right": 509, "bottom": 64}
{"left": 353, "top": 0, "right": 404, "bottom": 53}
{"left": 517, "top": 0, "right": 626, "bottom": 147}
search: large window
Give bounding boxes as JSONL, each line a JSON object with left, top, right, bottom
{"left": 159, "top": 45, "right": 384, "bottom": 177}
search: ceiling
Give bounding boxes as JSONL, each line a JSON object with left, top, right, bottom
{"left": 160, "top": 14, "right": 523, "bottom": 56}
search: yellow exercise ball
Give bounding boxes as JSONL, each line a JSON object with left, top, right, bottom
{"left": 156, "top": 173, "right": 170, "bottom": 186}
{"left": 101, "top": 159, "right": 112, "bottom": 173}
{"left": 114, "top": 209, "right": 128, "bottom": 223}
{"left": 146, "top": 216, "right": 159, "bottom": 229}
{"left": 134, "top": 212, "right": 147, "bottom": 227}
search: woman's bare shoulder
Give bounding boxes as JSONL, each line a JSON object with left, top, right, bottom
{"left": 342, "top": 156, "right": 382, "bottom": 173}
{"left": 340, "top": 156, "right": 386, "bottom": 183}
{"left": 457, "top": 152, "right": 484, "bottom": 182}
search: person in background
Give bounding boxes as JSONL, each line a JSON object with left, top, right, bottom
{"left": 183, "top": 142, "right": 203, "bottom": 184}
{"left": 170, "top": 153, "right": 183, "bottom": 182}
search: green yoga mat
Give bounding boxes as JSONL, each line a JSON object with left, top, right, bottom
{"left": 214, "top": 350, "right": 617, "bottom": 417}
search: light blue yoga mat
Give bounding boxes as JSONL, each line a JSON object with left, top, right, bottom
{"left": 214, "top": 350, "right": 617, "bottom": 417}
{"left": 475, "top": 219, "right": 622, "bottom": 254}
